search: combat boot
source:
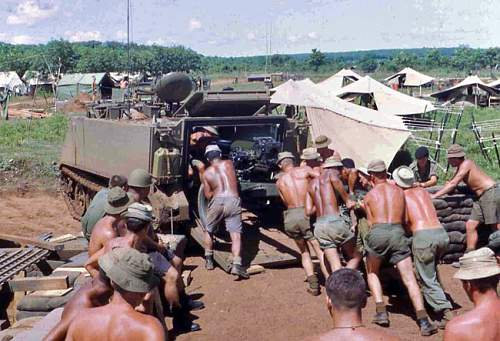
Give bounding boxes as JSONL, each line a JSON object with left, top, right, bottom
{"left": 205, "top": 255, "right": 215, "bottom": 270}
{"left": 231, "top": 263, "right": 249, "bottom": 279}
{"left": 372, "top": 311, "right": 390, "bottom": 327}
{"left": 306, "top": 274, "right": 320, "bottom": 296}
{"left": 180, "top": 294, "right": 205, "bottom": 312}
{"left": 436, "top": 309, "right": 454, "bottom": 329}
{"left": 172, "top": 306, "right": 201, "bottom": 334}
{"left": 418, "top": 317, "right": 438, "bottom": 336}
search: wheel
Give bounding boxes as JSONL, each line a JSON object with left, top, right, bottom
{"left": 73, "top": 183, "right": 89, "bottom": 217}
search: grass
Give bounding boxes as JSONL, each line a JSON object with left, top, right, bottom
{"left": 0, "top": 114, "right": 68, "bottom": 188}
{"left": 405, "top": 107, "right": 500, "bottom": 182}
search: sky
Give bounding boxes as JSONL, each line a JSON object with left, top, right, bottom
{"left": 0, "top": 0, "right": 499, "bottom": 56}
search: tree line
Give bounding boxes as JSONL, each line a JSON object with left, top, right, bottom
{"left": 0, "top": 40, "right": 499, "bottom": 78}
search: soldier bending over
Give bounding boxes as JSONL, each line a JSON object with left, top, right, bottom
{"left": 202, "top": 145, "right": 249, "bottom": 279}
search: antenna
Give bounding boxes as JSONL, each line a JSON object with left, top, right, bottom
{"left": 127, "top": 0, "right": 131, "bottom": 76}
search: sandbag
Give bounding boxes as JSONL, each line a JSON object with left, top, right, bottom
{"left": 447, "top": 231, "right": 465, "bottom": 244}
{"left": 442, "top": 221, "right": 466, "bottom": 233}
{"left": 17, "top": 289, "right": 76, "bottom": 312}
{"left": 453, "top": 207, "right": 472, "bottom": 215}
{"left": 460, "top": 198, "right": 474, "bottom": 207}
{"left": 445, "top": 243, "right": 465, "bottom": 253}
{"left": 436, "top": 207, "right": 453, "bottom": 218}
{"left": 16, "top": 310, "right": 49, "bottom": 321}
{"left": 441, "top": 214, "right": 470, "bottom": 223}
{"left": 432, "top": 199, "right": 448, "bottom": 210}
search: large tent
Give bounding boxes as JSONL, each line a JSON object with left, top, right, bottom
{"left": 430, "top": 76, "right": 499, "bottom": 106}
{"left": 0, "top": 71, "right": 25, "bottom": 94}
{"left": 335, "top": 76, "right": 435, "bottom": 116}
{"left": 271, "top": 80, "right": 410, "bottom": 168}
{"left": 316, "top": 69, "right": 362, "bottom": 93}
{"left": 488, "top": 79, "right": 500, "bottom": 90}
{"left": 56, "top": 73, "right": 114, "bottom": 101}
{"left": 384, "top": 67, "right": 434, "bottom": 88}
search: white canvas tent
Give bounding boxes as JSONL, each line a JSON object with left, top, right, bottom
{"left": 488, "top": 79, "right": 500, "bottom": 89}
{"left": 0, "top": 71, "right": 25, "bottom": 94}
{"left": 317, "top": 69, "right": 362, "bottom": 93}
{"left": 430, "top": 76, "right": 499, "bottom": 106}
{"left": 385, "top": 67, "right": 434, "bottom": 87}
{"left": 271, "top": 80, "right": 410, "bottom": 168}
{"left": 335, "top": 76, "right": 435, "bottom": 116}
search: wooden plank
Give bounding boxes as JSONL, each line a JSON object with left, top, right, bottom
{"left": 0, "top": 233, "right": 64, "bottom": 251}
{"left": 30, "top": 287, "right": 73, "bottom": 297}
{"left": 9, "top": 276, "right": 69, "bottom": 292}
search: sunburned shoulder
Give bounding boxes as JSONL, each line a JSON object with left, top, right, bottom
{"left": 303, "top": 329, "right": 400, "bottom": 341}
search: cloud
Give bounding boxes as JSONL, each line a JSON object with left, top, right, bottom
{"left": 116, "top": 30, "right": 127, "bottom": 40}
{"left": 247, "top": 32, "right": 256, "bottom": 41}
{"left": 146, "top": 37, "right": 176, "bottom": 46}
{"left": 189, "top": 18, "right": 202, "bottom": 31}
{"left": 307, "top": 32, "right": 318, "bottom": 39}
{"left": 6, "top": 1, "right": 58, "bottom": 26}
{"left": 64, "top": 30, "right": 102, "bottom": 42}
{"left": 287, "top": 34, "right": 300, "bottom": 42}
{"left": 10, "top": 35, "right": 36, "bottom": 44}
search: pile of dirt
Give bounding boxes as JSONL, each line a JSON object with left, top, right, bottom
{"left": 60, "top": 93, "right": 92, "bottom": 114}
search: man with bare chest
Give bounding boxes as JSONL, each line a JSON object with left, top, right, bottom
{"left": 393, "top": 166, "right": 453, "bottom": 327}
{"left": 88, "top": 187, "right": 132, "bottom": 256}
{"left": 276, "top": 152, "right": 327, "bottom": 295}
{"left": 202, "top": 144, "right": 248, "bottom": 279}
{"left": 306, "top": 157, "right": 360, "bottom": 274}
{"left": 431, "top": 144, "right": 499, "bottom": 252}
{"left": 363, "top": 159, "right": 436, "bottom": 336}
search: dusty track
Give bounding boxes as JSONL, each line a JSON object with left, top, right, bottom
{"left": 0, "top": 191, "right": 474, "bottom": 341}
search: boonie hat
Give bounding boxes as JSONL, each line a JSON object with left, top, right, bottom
{"left": 101, "top": 247, "right": 159, "bottom": 293}
{"left": 447, "top": 144, "right": 466, "bottom": 158}
{"left": 314, "top": 135, "right": 332, "bottom": 149}
{"left": 104, "top": 187, "right": 132, "bottom": 215}
{"left": 392, "top": 166, "right": 415, "bottom": 189}
{"left": 205, "top": 144, "right": 221, "bottom": 155}
{"left": 122, "top": 202, "right": 154, "bottom": 222}
{"left": 453, "top": 247, "right": 500, "bottom": 281}
{"left": 301, "top": 147, "right": 320, "bottom": 160}
{"left": 277, "top": 151, "right": 294, "bottom": 164}
{"left": 323, "top": 156, "right": 343, "bottom": 168}
{"left": 367, "top": 159, "right": 386, "bottom": 173}
{"left": 357, "top": 166, "right": 369, "bottom": 176}
{"left": 415, "top": 146, "right": 429, "bottom": 159}
{"left": 201, "top": 126, "right": 219, "bottom": 136}
{"left": 128, "top": 169, "right": 153, "bottom": 188}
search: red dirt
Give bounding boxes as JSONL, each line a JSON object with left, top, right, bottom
{"left": 0, "top": 192, "right": 474, "bottom": 341}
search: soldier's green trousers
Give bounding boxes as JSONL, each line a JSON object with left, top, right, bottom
{"left": 412, "top": 227, "right": 453, "bottom": 312}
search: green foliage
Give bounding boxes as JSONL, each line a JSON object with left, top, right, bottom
{"left": 307, "top": 49, "right": 326, "bottom": 71}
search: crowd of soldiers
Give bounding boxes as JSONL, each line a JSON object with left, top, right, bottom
{"left": 40, "top": 130, "right": 499, "bottom": 340}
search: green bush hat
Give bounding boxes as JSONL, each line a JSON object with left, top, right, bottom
{"left": 122, "top": 202, "right": 154, "bottom": 222}
{"left": 301, "top": 147, "right": 320, "bottom": 160}
{"left": 392, "top": 166, "right": 415, "bottom": 189}
{"left": 104, "top": 187, "right": 133, "bottom": 215}
{"left": 447, "top": 144, "right": 466, "bottom": 158}
{"left": 367, "top": 159, "right": 386, "bottom": 173}
{"left": 314, "top": 135, "right": 332, "bottom": 149}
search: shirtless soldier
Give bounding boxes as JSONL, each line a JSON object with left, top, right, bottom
{"left": 306, "top": 269, "right": 400, "bottom": 341}
{"left": 306, "top": 157, "right": 361, "bottom": 273}
{"left": 444, "top": 248, "right": 500, "bottom": 341}
{"left": 276, "top": 152, "right": 327, "bottom": 295}
{"left": 202, "top": 144, "right": 249, "bottom": 279}
{"left": 44, "top": 270, "right": 113, "bottom": 340}
{"left": 393, "top": 166, "right": 454, "bottom": 328}
{"left": 431, "top": 144, "right": 499, "bottom": 252}
{"left": 65, "top": 248, "right": 165, "bottom": 341}
{"left": 88, "top": 187, "right": 132, "bottom": 256}
{"left": 363, "top": 159, "right": 437, "bottom": 336}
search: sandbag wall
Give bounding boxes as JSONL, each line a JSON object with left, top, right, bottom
{"left": 431, "top": 191, "right": 472, "bottom": 263}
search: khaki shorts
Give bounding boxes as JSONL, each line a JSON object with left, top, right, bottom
{"left": 205, "top": 196, "right": 242, "bottom": 234}
{"left": 283, "top": 207, "right": 314, "bottom": 240}
{"left": 314, "top": 214, "right": 354, "bottom": 250}
{"left": 149, "top": 251, "right": 172, "bottom": 276}
{"left": 365, "top": 223, "right": 411, "bottom": 265}
{"left": 470, "top": 185, "right": 499, "bottom": 225}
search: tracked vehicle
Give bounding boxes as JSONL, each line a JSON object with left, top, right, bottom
{"left": 59, "top": 72, "right": 309, "bottom": 270}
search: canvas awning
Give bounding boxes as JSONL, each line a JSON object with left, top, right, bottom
{"left": 384, "top": 67, "right": 434, "bottom": 87}
{"left": 430, "top": 76, "right": 499, "bottom": 101}
{"left": 270, "top": 79, "right": 410, "bottom": 168}
{"left": 488, "top": 79, "right": 500, "bottom": 89}
{"left": 0, "top": 71, "right": 24, "bottom": 90}
{"left": 335, "top": 76, "right": 435, "bottom": 116}
{"left": 317, "top": 69, "right": 362, "bottom": 93}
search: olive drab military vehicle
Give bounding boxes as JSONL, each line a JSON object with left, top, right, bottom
{"left": 59, "top": 72, "right": 309, "bottom": 270}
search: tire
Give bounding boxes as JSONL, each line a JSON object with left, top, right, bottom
{"left": 197, "top": 185, "right": 209, "bottom": 228}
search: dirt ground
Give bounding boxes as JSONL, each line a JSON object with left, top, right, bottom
{"left": 0, "top": 191, "right": 474, "bottom": 341}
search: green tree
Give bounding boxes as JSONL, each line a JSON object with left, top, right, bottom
{"left": 358, "top": 55, "right": 378, "bottom": 73}
{"left": 307, "top": 48, "right": 326, "bottom": 71}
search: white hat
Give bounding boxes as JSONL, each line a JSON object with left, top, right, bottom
{"left": 392, "top": 166, "right": 415, "bottom": 189}
{"left": 205, "top": 144, "right": 221, "bottom": 155}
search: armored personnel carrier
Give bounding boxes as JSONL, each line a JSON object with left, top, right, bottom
{"left": 59, "top": 72, "right": 309, "bottom": 270}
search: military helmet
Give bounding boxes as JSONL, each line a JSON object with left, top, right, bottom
{"left": 128, "top": 169, "right": 152, "bottom": 188}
